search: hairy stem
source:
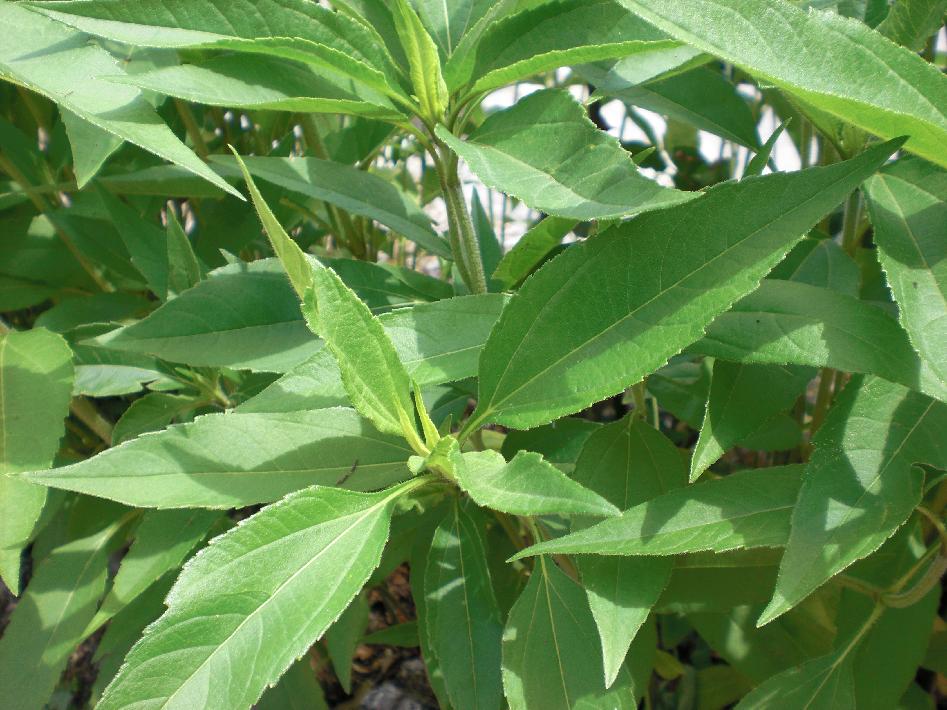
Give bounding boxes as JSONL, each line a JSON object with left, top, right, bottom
{"left": 433, "top": 146, "right": 488, "bottom": 294}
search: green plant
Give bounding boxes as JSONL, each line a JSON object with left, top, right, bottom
{"left": 1, "top": 0, "right": 946, "bottom": 707}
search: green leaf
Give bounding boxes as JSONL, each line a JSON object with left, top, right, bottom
{"left": 745, "top": 120, "right": 789, "bottom": 178}
{"left": 325, "top": 591, "right": 369, "bottom": 693}
{"left": 501, "top": 556, "right": 636, "bottom": 709}
{"left": 877, "top": 0, "right": 947, "bottom": 51}
{"left": 23, "top": 408, "right": 413, "bottom": 508}
{"left": 573, "top": 417, "right": 687, "bottom": 687}
{"left": 116, "top": 54, "right": 403, "bottom": 120}
{"left": 492, "top": 217, "right": 575, "bottom": 290}
{"left": 304, "top": 260, "right": 424, "bottom": 450}
{"left": 409, "top": 0, "right": 496, "bottom": 57}
{"left": 600, "top": 66, "right": 760, "bottom": 148}
{"left": 0, "top": 328, "right": 74, "bottom": 593}
{"left": 240, "top": 294, "right": 506, "bottom": 414}
{"left": 760, "top": 376, "right": 947, "bottom": 625}
{"left": 445, "top": 441, "right": 620, "bottom": 518}
{"left": 61, "top": 109, "right": 123, "bottom": 189}
{"left": 213, "top": 155, "right": 450, "bottom": 259}
{"left": 424, "top": 501, "right": 504, "bottom": 710}
{"left": 0, "top": 514, "right": 125, "bottom": 710}
{"left": 96, "top": 480, "right": 423, "bottom": 710}
{"left": 88, "top": 509, "right": 220, "bottom": 632}
{"left": 864, "top": 157, "right": 947, "bottom": 395}
{"left": 616, "top": 0, "right": 947, "bottom": 167}
{"left": 445, "top": 0, "right": 678, "bottom": 95}
{"left": 468, "top": 140, "right": 901, "bottom": 431}
{"left": 362, "top": 620, "right": 420, "bottom": 647}
{"left": 696, "top": 279, "right": 947, "bottom": 402}
{"left": 735, "top": 646, "right": 856, "bottom": 708}
{"left": 691, "top": 362, "right": 813, "bottom": 481}
{"left": 772, "top": 234, "right": 860, "bottom": 296}
{"left": 513, "top": 465, "right": 805, "bottom": 560}
{"left": 256, "top": 656, "right": 328, "bottom": 710}
{"left": 0, "top": 3, "right": 239, "bottom": 198}
{"left": 112, "top": 392, "right": 198, "bottom": 444}
{"left": 34, "top": 292, "right": 150, "bottom": 334}
{"left": 165, "top": 212, "right": 203, "bottom": 297}
{"left": 437, "top": 89, "right": 694, "bottom": 221}
{"left": 392, "top": 0, "right": 448, "bottom": 120}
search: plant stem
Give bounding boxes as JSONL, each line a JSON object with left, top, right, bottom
{"left": 433, "top": 146, "right": 488, "bottom": 294}
{"left": 174, "top": 99, "right": 209, "bottom": 160}
{"left": 70, "top": 397, "right": 113, "bottom": 445}
{"left": 840, "top": 190, "right": 863, "bottom": 256}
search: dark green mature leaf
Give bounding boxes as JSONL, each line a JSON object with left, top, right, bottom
{"left": 468, "top": 140, "right": 901, "bottom": 432}
{"left": 213, "top": 155, "right": 449, "bottom": 258}
{"left": 438, "top": 89, "right": 694, "bottom": 220}
{"left": 735, "top": 646, "right": 857, "bottom": 708}
{"left": 513, "top": 465, "right": 804, "bottom": 560}
{"left": 240, "top": 294, "right": 505, "bottom": 413}
{"left": 256, "top": 657, "right": 329, "bottom": 710}
{"left": 410, "top": 0, "right": 496, "bottom": 57}
{"left": 446, "top": 442, "right": 620, "bottom": 518}
{"left": 696, "top": 279, "right": 947, "bottom": 402}
{"left": 502, "top": 556, "right": 636, "bottom": 709}
{"left": 877, "top": 0, "right": 947, "bottom": 51}
{"left": 88, "top": 509, "right": 220, "bottom": 631}
{"left": 691, "top": 362, "right": 813, "bottom": 480}
{"left": 658, "top": 549, "right": 782, "bottom": 613}
{"left": 304, "top": 261, "right": 423, "bottom": 449}
{"left": 0, "top": 3, "right": 239, "bottom": 197}
{"left": 445, "top": 0, "right": 677, "bottom": 95}
{"left": 23, "top": 408, "right": 412, "bottom": 508}
{"left": 617, "top": 0, "right": 947, "bottom": 167}
{"left": 760, "top": 376, "right": 947, "bottom": 625}
{"left": 111, "top": 392, "right": 198, "bottom": 444}
{"left": 573, "top": 417, "right": 687, "bottom": 686}
{"left": 491, "top": 217, "right": 575, "bottom": 289}
{"left": 325, "top": 592, "right": 369, "bottom": 693}
{"left": 864, "top": 157, "right": 947, "bottom": 395}
{"left": 425, "top": 501, "right": 504, "bottom": 710}
{"left": 61, "top": 109, "right": 123, "bottom": 189}
{"left": 0, "top": 514, "right": 125, "bottom": 710}
{"left": 773, "top": 235, "right": 860, "bottom": 296}
{"left": 97, "top": 479, "right": 425, "bottom": 710}
{"left": 602, "top": 67, "right": 760, "bottom": 148}
{"left": 0, "top": 328, "right": 74, "bottom": 593}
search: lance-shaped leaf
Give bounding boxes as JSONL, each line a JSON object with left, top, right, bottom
{"left": 877, "top": 0, "right": 947, "bottom": 51}
{"left": 61, "top": 109, "right": 123, "bottom": 189}
{"left": 240, "top": 294, "right": 505, "bottom": 414}
{"left": 410, "top": 0, "right": 498, "bottom": 57}
{"left": 424, "top": 501, "right": 504, "bottom": 710}
{"left": 759, "top": 376, "right": 947, "bottom": 625}
{"left": 0, "top": 3, "right": 238, "bottom": 197}
{"left": 574, "top": 417, "right": 687, "bottom": 687}
{"left": 257, "top": 657, "right": 328, "bottom": 710}
{"left": 492, "top": 217, "right": 576, "bottom": 290}
{"left": 445, "top": 441, "right": 620, "bottom": 518}
{"left": 468, "top": 139, "right": 901, "bottom": 432}
{"left": 116, "top": 54, "right": 403, "bottom": 120}
{"left": 0, "top": 328, "right": 74, "bottom": 593}
{"left": 695, "top": 279, "right": 947, "bottom": 402}
{"left": 735, "top": 647, "right": 856, "bottom": 708}
{"left": 502, "top": 556, "right": 636, "bottom": 709}
{"left": 691, "top": 362, "right": 813, "bottom": 481}
{"left": 88, "top": 509, "right": 221, "bottom": 631}
{"left": 437, "top": 89, "right": 694, "bottom": 221}
{"left": 0, "top": 514, "right": 125, "bottom": 710}
{"left": 864, "top": 157, "right": 947, "bottom": 395}
{"left": 392, "top": 0, "right": 448, "bottom": 120}
{"left": 444, "top": 0, "right": 678, "bottom": 95}
{"left": 512, "top": 465, "right": 805, "bottom": 560}
{"left": 212, "top": 154, "right": 449, "bottom": 258}
{"left": 325, "top": 592, "right": 369, "bottom": 693}
{"left": 616, "top": 0, "right": 947, "bottom": 167}
{"left": 304, "top": 260, "right": 423, "bottom": 449}
{"left": 96, "top": 480, "right": 423, "bottom": 710}
{"left": 29, "top": 0, "right": 406, "bottom": 95}
{"left": 23, "top": 408, "right": 412, "bottom": 508}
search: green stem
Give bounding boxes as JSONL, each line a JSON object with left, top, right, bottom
{"left": 840, "top": 190, "right": 863, "bottom": 256}
{"left": 433, "top": 146, "right": 488, "bottom": 294}
{"left": 174, "top": 100, "right": 209, "bottom": 160}
{"left": 70, "top": 397, "right": 113, "bottom": 445}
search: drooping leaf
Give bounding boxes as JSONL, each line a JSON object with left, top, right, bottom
{"left": 165, "top": 213, "right": 203, "bottom": 297}
{"left": 303, "top": 260, "right": 423, "bottom": 449}
{"left": 256, "top": 656, "right": 329, "bottom": 710}
{"left": 760, "top": 376, "right": 947, "bottom": 625}
{"left": 437, "top": 89, "right": 694, "bottom": 220}
{"left": 0, "top": 514, "right": 126, "bottom": 710}
{"left": 23, "top": 408, "right": 412, "bottom": 508}
{"left": 424, "top": 501, "right": 504, "bottom": 710}
{"left": 491, "top": 217, "right": 575, "bottom": 290}
{"left": 443, "top": 440, "right": 620, "bottom": 518}
{"left": 691, "top": 362, "right": 813, "bottom": 481}
{"left": 445, "top": 0, "right": 678, "bottom": 95}
{"left": 0, "top": 3, "right": 239, "bottom": 197}
{"left": 573, "top": 417, "right": 687, "bottom": 686}
{"left": 88, "top": 509, "right": 220, "bottom": 631}
{"left": 61, "top": 109, "right": 123, "bottom": 188}
{"left": 0, "top": 328, "right": 74, "bottom": 593}
{"left": 468, "top": 140, "right": 901, "bottom": 431}
{"left": 695, "top": 279, "right": 947, "bottom": 402}
{"left": 513, "top": 465, "right": 805, "bottom": 560}
{"left": 213, "top": 155, "right": 450, "bottom": 258}
{"left": 96, "top": 480, "right": 423, "bottom": 710}
{"left": 616, "top": 0, "right": 947, "bottom": 167}
{"left": 325, "top": 591, "right": 369, "bottom": 694}
{"left": 864, "top": 157, "right": 947, "bottom": 395}
{"left": 735, "top": 645, "right": 857, "bottom": 708}
{"left": 501, "top": 556, "right": 636, "bottom": 709}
